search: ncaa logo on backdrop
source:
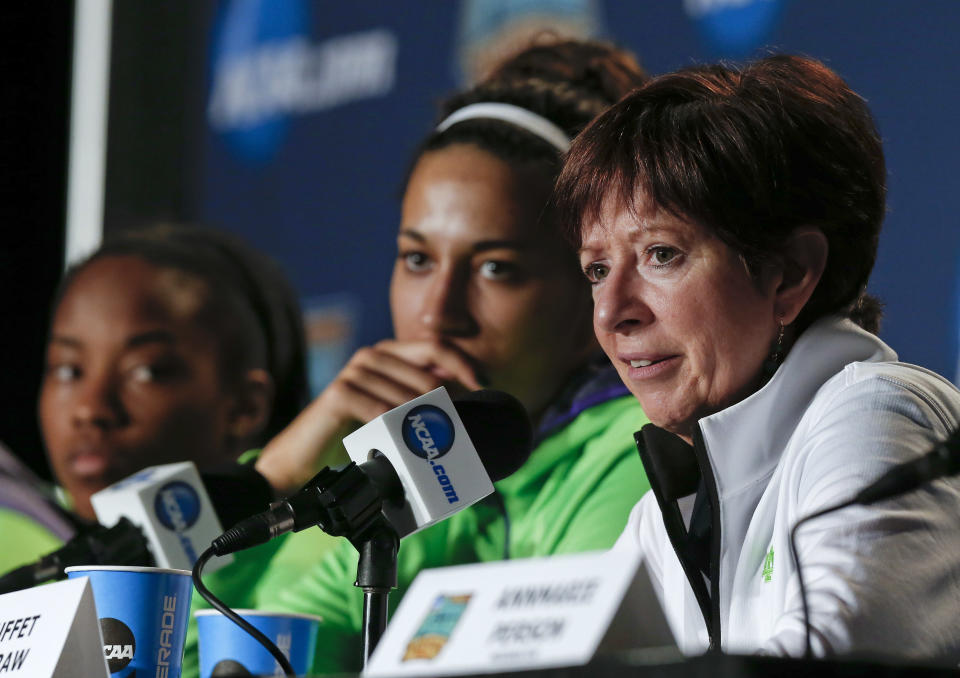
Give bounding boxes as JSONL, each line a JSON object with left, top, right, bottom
{"left": 207, "top": 0, "right": 397, "bottom": 164}
{"left": 154, "top": 481, "right": 201, "bottom": 532}
{"left": 402, "top": 406, "right": 455, "bottom": 460}
{"left": 207, "top": 0, "right": 310, "bottom": 163}
{"left": 684, "top": 0, "right": 784, "bottom": 57}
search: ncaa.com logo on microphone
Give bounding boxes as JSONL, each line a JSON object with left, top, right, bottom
{"left": 402, "top": 405, "right": 461, "bottom": 504}
{"left": 154, "top": 481, "right": 201, "bottom": 531}
{"left": 154, "top": 481, "right": 202, "bottom": 561}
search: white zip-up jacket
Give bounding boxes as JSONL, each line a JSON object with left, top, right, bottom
{"left": 617, "top": 316, "right": 960, "bottom": 664}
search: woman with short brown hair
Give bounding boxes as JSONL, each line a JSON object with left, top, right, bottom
{"left": 557, "top": 55, "right": 960, "bottom": 664}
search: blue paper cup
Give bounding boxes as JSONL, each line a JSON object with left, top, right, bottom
{"left": 195, "top": 609, "right": 321, "bottom": 677}
{"left": 65, "top": 565, "right": 192, "bottom": 678}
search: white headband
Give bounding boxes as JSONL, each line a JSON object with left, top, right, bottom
{"left": 435, "top": 102, "right": 571, "bottom": 153}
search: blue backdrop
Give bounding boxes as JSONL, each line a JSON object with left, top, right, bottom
{"left": 197, "top": 0, "right": 960, "bottom": 392}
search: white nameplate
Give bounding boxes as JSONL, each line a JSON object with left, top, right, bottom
{"left": 364, "top": 549, "right": 676, "bottom": 676}
{"left": 0, "top": 577, "right": 108, "bottom": 677}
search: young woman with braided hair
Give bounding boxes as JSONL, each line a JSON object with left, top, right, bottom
{"left": 253, "top": 39, "right": 652, "bottom": 674}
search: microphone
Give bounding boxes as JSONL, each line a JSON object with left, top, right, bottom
{"left": 0, "top": 462, "right": 275, "bottom": 592}
{"left": 790, "top": 426, "right": 960, "bottom": 658}
{"left": 854, "top": 427, "right": 960, "bottom": 504}
{"left": 0, "top": 517, "right": 152, "bottom": 594}
{"left": 90, "top": 460, "right": 277, "bottom": 573}
{"left": 211, "top": 388, "right": 532, "bottom": 556}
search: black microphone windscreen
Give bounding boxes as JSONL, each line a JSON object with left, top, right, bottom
{"left": 201, "top": 462, "right": 275, "bottom": 528}
{"left": 453, "top": 390, "right": 532, "bottom": 482}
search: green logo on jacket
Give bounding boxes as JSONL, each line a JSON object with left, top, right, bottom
{"left": 762, "top": 547, "right": 774, "bottom": 583}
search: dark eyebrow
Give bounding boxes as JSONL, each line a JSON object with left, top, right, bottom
{"left": 398, "top": 229, "right": 531, "bottom": 253}
{"left": 126, "top": 330, "right": 177, "bottom": 349}
{"left": 48, "top": 329, "right": 177, "bottom": 351}
{"left": 472, "top": 239, "right": 530, "bottom": 253}
{"left": 48, "top": 335, "right": 82, "bottom": 349}
{"left": 398, "top": 228, "right": 426, "bottom": 243}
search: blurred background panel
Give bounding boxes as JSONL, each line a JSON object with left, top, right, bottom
{"left": 4, "top": 0, "right": 959, "bottom": 479}
{"left": 1, "top": 3, "right": 73, "bottom": 478}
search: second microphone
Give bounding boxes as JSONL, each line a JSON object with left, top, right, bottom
{"left": 212, "top": 387, "right": 532, "bottom": 555}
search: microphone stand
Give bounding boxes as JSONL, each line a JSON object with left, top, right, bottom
{"left": 354, "top": 520, "right": 399, "bottom": 665}
{"left": 206, "top": 460, "right": 403, "bottom": 669}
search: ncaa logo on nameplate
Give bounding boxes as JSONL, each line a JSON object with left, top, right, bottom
{"left": 402, "top": 405, "right": 455, "bottom": 460}
{"left": 154, "top": 481, "right": 201, "bottom": 532}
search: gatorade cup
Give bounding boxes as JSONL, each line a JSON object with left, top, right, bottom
{"left": 65, "top": 565, "right": 192, "bottom": 678}
{"left": 195, "top": 609, "right": 321, "bottom": 677}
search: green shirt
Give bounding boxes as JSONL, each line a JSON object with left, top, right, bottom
{"left": 0, "top": 509, "right": 63, "bottom": 573}
{"left": 259, "top": 395, "right": 649, "bottom": 674}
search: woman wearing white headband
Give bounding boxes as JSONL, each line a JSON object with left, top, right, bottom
{"left": 252, "top": 39, "right": 651, "bottom": 674}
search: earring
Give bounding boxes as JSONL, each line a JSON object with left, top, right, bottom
{"left": 762, "top": 318, "right": 786, "bottom": 381}
{"left": 771, "top": 318, "right": 785, "bottom": 365}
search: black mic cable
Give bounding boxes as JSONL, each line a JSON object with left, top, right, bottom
{"left": 788, "top": 496, "right": 857, "bottom": 659}
{"left": 192, "top": 546, "right": 296, "bottom": 677}
{"left": 191, "top": 460, "right": 400, "bottom": 676}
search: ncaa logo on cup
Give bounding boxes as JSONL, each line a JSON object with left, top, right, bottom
{"left": 402, "top": 405, "right": 455, "bottom": 460}
{"left": 154, "top": 481, "right": 201, "bottom": 532}
{"left": 99, "top": 617, "right": 135, "bottom": 673}
{"left": 212, "top": 659, "right": 253, "bottom": 676}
